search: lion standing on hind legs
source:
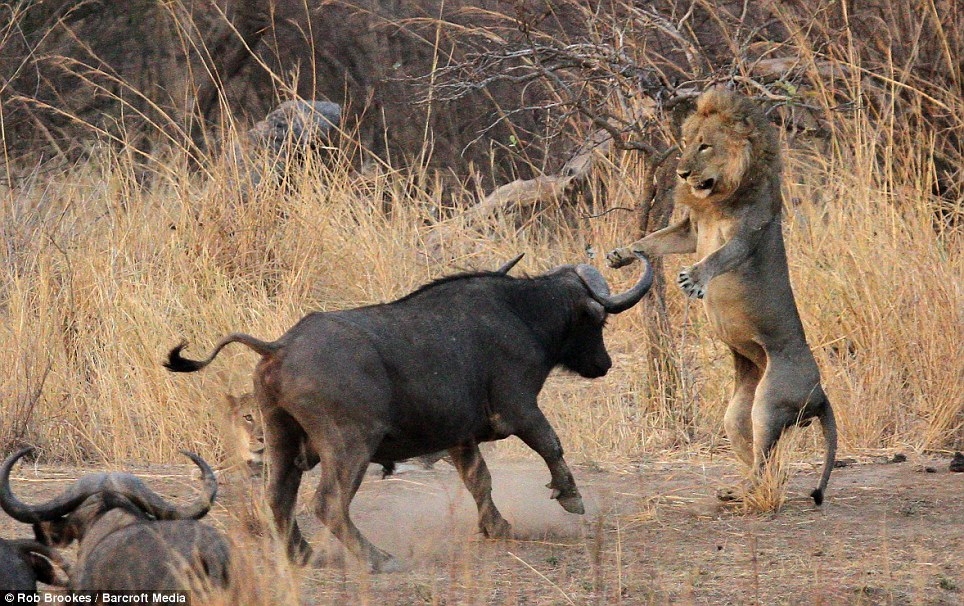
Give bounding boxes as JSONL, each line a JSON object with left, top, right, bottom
{"left": 607, "top": 88, "right": 837, "bottom": 505}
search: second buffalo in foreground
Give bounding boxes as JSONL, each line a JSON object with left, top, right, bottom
{"left": 165, "top": 255, "right": 652, "bottom": 572}
{"left": 0, "top": 449, "right": 229, "bottom": 591}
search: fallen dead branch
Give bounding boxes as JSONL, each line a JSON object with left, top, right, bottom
{"left": 426, "top": 130, "right": 613, "bottom": 257}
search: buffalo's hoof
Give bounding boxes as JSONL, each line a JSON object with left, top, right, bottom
{"left": 291, "top": 544, "right": 313, "bottom": 567}
{"left": 482, "top": 517, "right": 513, "bottom": 539}
{"left": 554, "top": 491, "right": 585, "bottom": 515}
{"left": 308, "top": 549, "right": 345, "bottom": 569}
{"left": 950, "top": 452, "right": 964, "bottom": 472}
{"left": 370, "top": 554, "right": 407, "bottom": 574}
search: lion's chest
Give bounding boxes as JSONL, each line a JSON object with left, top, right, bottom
{"left": 693, "top": 215, "right": 737, "bottom": 258}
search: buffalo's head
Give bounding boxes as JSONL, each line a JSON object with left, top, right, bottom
{"left": 555, "top": 255, "right": 653, "bottom": 378}
{"left": 1, "top": 448, "right": 217, "bottom": 548}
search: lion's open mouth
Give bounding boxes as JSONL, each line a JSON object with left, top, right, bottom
{"left": 687, "top": 177, "right": 716, "bottom": 198}
{"left": 696, "top": 177, "right": 715, "bottom": 192}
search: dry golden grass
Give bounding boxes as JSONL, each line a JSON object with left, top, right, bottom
{"left": 193, "top": 525, "right": 303, "bottom": 606}
{"left": 0, "top": 5, "right": 959, "bottom": 603}
{"left": 1, "top": 94, "right": 959, "bottom": 471}
{"left": 728, "top": 428, "right": 810, "bottom": 515}
{"left": 0, "top": 12, "right": 961, "bottom": 605}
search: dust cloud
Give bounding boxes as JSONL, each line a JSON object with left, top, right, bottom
{"left": 302, "top": 460, "right": 600, "bottom": 568}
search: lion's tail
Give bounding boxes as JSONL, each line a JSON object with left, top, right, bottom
{"left": 810, "top": 399, "right": 837, "bottom": 506}
{"left": 164, "top": 333, "right": 279, "bottom": 373}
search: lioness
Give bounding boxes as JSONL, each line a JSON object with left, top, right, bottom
{"left": 224, "top": 393, "right": 267, "bottom": 475}
{"left": 607, "top": 88, "right": 837, "bottom": 504}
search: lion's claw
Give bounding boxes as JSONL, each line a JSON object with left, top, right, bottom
{"left": 606, "top": 248, "right": 636, "bottom": 269}
{"left": 677, "top": 267, "right": 706, "bottom": 299}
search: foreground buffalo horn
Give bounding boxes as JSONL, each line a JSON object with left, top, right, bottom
{"left": 0, "top": 448, "right": 217, "bottom": 523}
{"left": 2, "top": 449, "right": 228, "bottom": 591}
{"left": 576, "top": 253, "right": 653, "bottom": 314}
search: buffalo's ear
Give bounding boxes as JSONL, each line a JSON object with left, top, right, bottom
{"left": 30, "top": 548, "right": 69, "bottom": 587}
{"left": 25, "top": 551, "right": 57, "bottom": 585}
{"left": 34, "top": 519, "right": 75, "bottom": 547}
{"left": 583, "top": 299, "right": 607, "bottom": 325}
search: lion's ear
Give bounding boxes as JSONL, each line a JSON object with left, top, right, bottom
{"left": 733, "top": 116, "right": 754, "bottom": 136}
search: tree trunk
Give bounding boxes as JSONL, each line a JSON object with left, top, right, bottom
{"left": 637, "top": 152, "right": 683, "bottom": 408}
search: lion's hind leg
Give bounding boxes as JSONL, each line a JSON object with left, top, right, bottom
{"left": 749, "top": 361, "right": 834, "bottom": 504}
{"left": 716, "top": 349, "right": 763, "bottom": 503}
{"left": 723, "top": 349, "right": 761, "bottom": 468}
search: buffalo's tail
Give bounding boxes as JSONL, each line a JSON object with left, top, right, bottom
{"left": 164, "top": 333, "right": 279, "bottom": 373}
{"left": 809, "top": 399, "right": 837, "bottom": 506}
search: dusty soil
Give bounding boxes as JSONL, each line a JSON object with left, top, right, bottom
{"left": 2, "top": 453, "right": 961, "bottom": 605}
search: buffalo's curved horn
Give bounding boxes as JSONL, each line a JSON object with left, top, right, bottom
{"left": 0, "top": 448, "right": 93, "bottom": 523}
{"left": 495, "top": 253, "right": 524, "bottom": 275}
{"left": 119, "top": 451, "right": 217, "bottom": 521}
{"left": 575, "top": 253, "right": 653, "bottom": 314}
{"left": 0, "top": 448, "right": 217, "bottom": 523}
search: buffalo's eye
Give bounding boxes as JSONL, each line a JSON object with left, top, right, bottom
{"left": 698, "top": 143, "right": 712, "bottom": 152}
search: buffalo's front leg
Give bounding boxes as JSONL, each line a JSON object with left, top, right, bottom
{"left": 448, "top": 442, "right": 512, "bottom": 538}
{"left": 516, "top": 411, "right": 585, "bottom": 514}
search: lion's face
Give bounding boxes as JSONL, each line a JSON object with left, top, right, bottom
{"left": 676, "top": 98, "right": 756, "bottom": 202}
{"left": 225, "top": 393, "right": 264, "bottom": 464}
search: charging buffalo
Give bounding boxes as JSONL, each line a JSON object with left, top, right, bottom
{"left": 165, "top": 255, "right": 652, "bottom": 572}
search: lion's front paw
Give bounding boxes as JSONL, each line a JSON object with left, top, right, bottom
{"left": 606, "top": 247, "right": 637, "bottom": 269}
{"left": 677, "top": 266, "right": 706, "bottom": 299}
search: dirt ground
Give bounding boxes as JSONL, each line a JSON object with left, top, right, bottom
{"left": 2, "top": 452, "right": 961, "bottom": 605}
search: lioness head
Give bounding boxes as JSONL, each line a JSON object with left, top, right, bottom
{"left": 224, "top": 393, "right": 264, "bottom": 470}
{"left": 223, "top": 393, "right": 319, "bottom": 475}
{"left": 676, "top": 88, "right": 778, "bottom": 202}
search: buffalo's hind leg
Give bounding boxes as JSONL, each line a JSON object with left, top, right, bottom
{"left": 516, "top": 409, "right": 584, "bottom": 515}
{"left": 448, "top": 442, "right": 512, "bottom": 538}
{"left": 263, "top": 407, "right": 311, "bottom": 564}
{"left": 311, "top": 431, "right": 402, "bottom": 573}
